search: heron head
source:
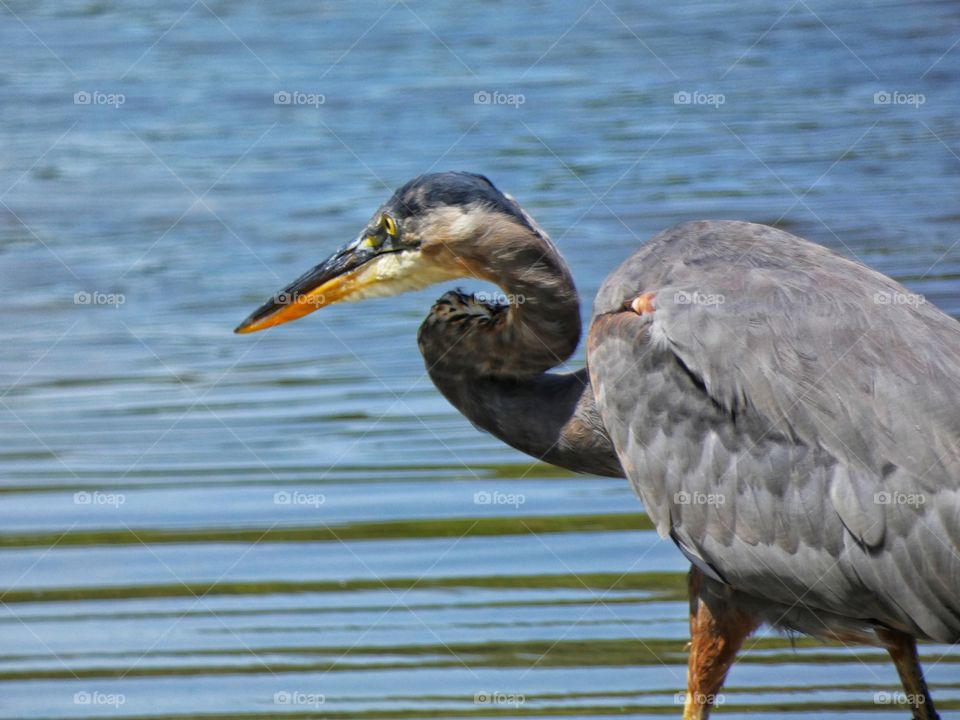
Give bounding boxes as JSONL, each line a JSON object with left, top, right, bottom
{"left": 235, "top": 171, "right": 538, "bottom": 334}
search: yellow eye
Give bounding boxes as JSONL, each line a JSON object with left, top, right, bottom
{"left": 382, "top": 214, "right": 397, "bottom": 237}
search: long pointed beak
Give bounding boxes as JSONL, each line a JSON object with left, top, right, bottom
{"left": 234, "top": 242, "right": 376, "bottom": 334}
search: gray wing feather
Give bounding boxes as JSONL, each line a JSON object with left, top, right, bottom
{"left": 588, "top": 221, "right": 960, "bottom": 641}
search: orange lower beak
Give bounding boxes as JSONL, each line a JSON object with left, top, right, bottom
{"left": 234, "top": 244, "right": 377, "bottom": 334}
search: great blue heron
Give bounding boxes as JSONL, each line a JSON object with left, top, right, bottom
{"left": 236, "top": 172, "right": 959, "bottom": 720}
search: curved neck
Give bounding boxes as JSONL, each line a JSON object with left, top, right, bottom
{"left": 418, "top": 222, "right": 623, "bottom": 478}
{"left": 421, "top": 217, "right": 583, "bottom": 376}
{"left": 429, "top": 368, "right": 624, "bottom": 478}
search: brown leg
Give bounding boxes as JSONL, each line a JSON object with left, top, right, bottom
{"left": 877, "top": 628, "right": 940, "bottom": 720}
{"left": 683, "top": 567, "right": 759, "bottom": 720}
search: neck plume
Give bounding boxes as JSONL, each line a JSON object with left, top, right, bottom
{"left": 417, "top": 220, "right": 623, "bottom": 478}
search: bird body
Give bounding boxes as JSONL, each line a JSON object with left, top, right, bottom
{"left": 237, "top": 172, "right": 958, "bottom": 719}
{"left": 589, "top": 221, "right": 960, "bottom": 644}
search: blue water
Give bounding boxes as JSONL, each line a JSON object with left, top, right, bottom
{"left": 1, "top": 1, "right": 959, "bottom": 718}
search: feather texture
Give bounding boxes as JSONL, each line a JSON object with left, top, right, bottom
{"left": 588, "top": 221, "right": 960, "bottom": 642}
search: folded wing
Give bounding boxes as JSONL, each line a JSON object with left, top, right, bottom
{"left": 587, "top": 221, "right": 960, "bottom": 641}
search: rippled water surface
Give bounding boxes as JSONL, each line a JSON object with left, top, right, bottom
{"left": 2, "top": 1, "right": 960, "bottom": 718}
